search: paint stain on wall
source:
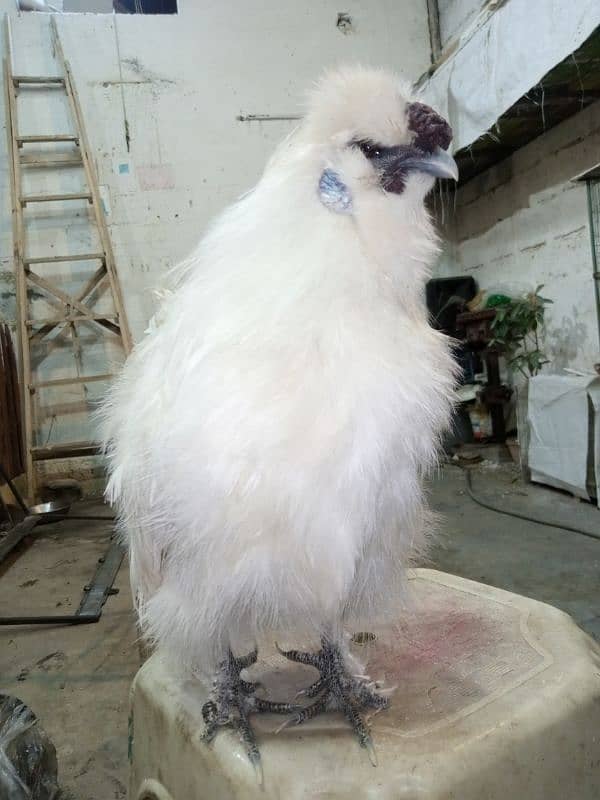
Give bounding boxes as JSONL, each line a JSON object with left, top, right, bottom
{"left": 137, "top": 164, "right": 176, "bottom": 191}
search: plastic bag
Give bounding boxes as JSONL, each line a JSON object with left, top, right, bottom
{"left": 0, "top": 695, "right": 62, "bottom": 800}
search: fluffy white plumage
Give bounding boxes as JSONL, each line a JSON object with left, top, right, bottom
{"left": 100, "top": 66, "right": 457, "bottom": 673}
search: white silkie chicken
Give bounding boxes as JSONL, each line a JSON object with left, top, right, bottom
{"left": 100, "top": 66, "right": 458, "bottom": 771}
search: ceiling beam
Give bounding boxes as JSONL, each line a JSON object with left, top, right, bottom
{"left": 426, "top": 0, "right": 442, "bottom": 63}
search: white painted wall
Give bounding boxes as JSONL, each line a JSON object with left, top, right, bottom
{"left": 0, "top": 1, "right": 431, "bottom": 473}
{"left": 437, "top": 0, "right": 483, "bottom": 48}
{"left": 437, "top": 100, "right": 600, "bottom": 373}
{"left": 1, "top": 0, "right": 430, "bottom": 339}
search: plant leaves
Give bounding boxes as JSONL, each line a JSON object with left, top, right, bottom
{"left": 483, "top": 288, "right": 551, "bottom": 376}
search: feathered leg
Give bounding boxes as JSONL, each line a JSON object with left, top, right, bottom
{"left": 201, "top": 648, "right": 299, "bottom": 781}
{"left": 276, "top": 636, "right": 390, "bottom": 766}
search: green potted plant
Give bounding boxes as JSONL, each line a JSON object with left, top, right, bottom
{"left": 489, "top": 286, "right": 552, "bottom": 473}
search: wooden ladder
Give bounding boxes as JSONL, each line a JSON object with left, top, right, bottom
{"left": 3, "top": 16, "right": 132, "bottom": 500}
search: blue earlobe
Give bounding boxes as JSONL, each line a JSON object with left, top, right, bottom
{"left": 318, "top": 169, "right": 353, "bottom": 215}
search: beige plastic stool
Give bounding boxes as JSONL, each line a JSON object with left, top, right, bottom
{"left": 128, "top": 569, "right": 600, "bottom": 799}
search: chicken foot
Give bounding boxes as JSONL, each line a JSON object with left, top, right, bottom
{"left": 201, "top": 647, "right": 299, "bottom": 782}
{"left": 276, "top": 637, "right": 389, "bottom": 766}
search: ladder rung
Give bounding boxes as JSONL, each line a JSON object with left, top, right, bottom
{"left": 17, "top": 134, "right": 79, "bottom": 144}
{"left": 31, "top": 373, "right": 113, "bottom": 389}
{"left": 27, "top": 315, "right": 117, "bottom": 325}
{"left": 20, "top": 154, "right": 83, "bottom": 167}
{"left": 22, "top": 192, "right": 93, "bottom": 206}
{"left": 31, "top": 441, "right": 99, "bottom": 461}
{"left": 13, "top": 75, "right": 65, "bottom": 85}
{"left": 24, "top": 253, "right": 105, "bottom": 265}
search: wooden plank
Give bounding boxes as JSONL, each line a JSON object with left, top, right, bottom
{"left": 4, "top": 26, "right": 35, "bottom": 501}
{"left": 1, "top": 325, "right": 24, "bottom": 476}
{"left": 13, "top": 75, "right": 64, "bottom": 85}
{"left": 68, "top": 316, "right": 83, "bottom": 389}
{"left": 28, "top": 264, "right": 109, "bottom": 345}
{"left": 24, "top": 252, "right": 104, "bottom": 265}
{"left": 76, "top": 263, "right": 109, "bottom": 302}
{"left": 25, "top": 269, "right": 101, "bottom": 318}
{"left": 20, "top": 153, "right": 83, "bottom": 167}
{"left": 0, "top": 326, "right": 11, "bottom": 476}
{"left": 28, "top": 319, "right": 69, "bottom": 345}
{"left": 31, "top": 373, "right": 113, "bottom": 389}
{"left": 21, "top": 191, "right": 92, "bottom": 205}
{"left": 51, "top": 17, "right": 133, "bottom": 355}
{"left": 31, "top": 441, "right": 99, "bottom": 460}
{"left": 16, "top": 133, "right": 79, "bottom": 144}
{"left": 1, "top": 325, "right": 21, "bottom": 477}
{"left": 26, "top": 270, "right": 121, "bottom": 336}
{"left": 27, "top": 315, "right": 118, "bottom": 325}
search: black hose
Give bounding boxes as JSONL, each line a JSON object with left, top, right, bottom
{"left": 459, "top": 465, "right": 600, "bottom": 541}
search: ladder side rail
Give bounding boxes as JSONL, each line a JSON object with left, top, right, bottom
{"left": 50, "top": 16, "right": 133, "bottom": 354}
{"left": 3, "top": 25, "right": 35, "bottom": 498}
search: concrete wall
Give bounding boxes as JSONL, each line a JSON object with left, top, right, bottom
{"left": 64, "top": 0, "right": 113, "bottom": 11}
{"left": 437, "top": 100, "right": 600, "bottom": 373}
{"left": 0, "top": 1, "right": 430, "bottom": 474}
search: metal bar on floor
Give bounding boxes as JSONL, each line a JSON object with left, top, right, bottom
{"left": 0, "top": 539, "right": 124, "bottom": 626}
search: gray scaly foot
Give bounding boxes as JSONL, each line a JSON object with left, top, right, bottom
{"left": 276, "top": 637, "right": 389, "bottom": 766}
{"left": 201, "top": 648, "right": 299, "bottom": 782}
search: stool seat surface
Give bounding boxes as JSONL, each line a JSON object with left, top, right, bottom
{"left": 129, "top": 569, "right": 600, "bottom": 799}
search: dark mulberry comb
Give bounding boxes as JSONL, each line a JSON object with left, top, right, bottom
{"left": 407, "top": 102, "right": 453, "bottom": 153}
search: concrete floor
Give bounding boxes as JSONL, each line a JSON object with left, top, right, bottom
{"left": 429, "top": 463, "right": 600, "bottom": 639}
{"left": 0, "top": 465, "right": 598, "bottom": 798}
{"left": 0, "top": 501, "right": 139, "bottom": 800}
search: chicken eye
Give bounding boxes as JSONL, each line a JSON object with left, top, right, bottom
{"left": 354, "top": 140, "right": 382, "bottom": 160}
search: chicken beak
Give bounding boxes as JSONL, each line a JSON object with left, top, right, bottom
{"left": 409, "top": 146, "right": 459, "bottom": 181}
